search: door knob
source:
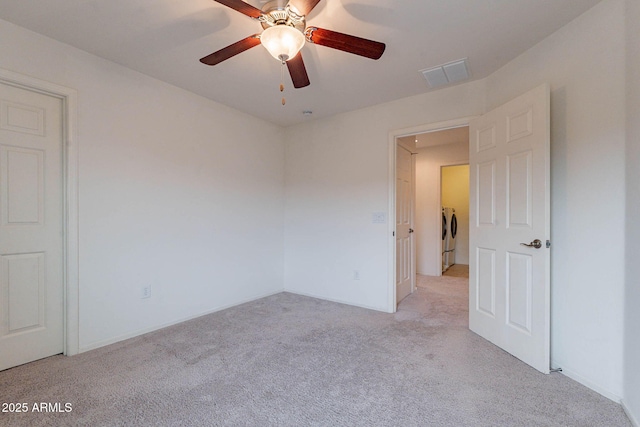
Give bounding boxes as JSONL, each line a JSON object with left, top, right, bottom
{"left": 520, "top": 239, "right": 542, "bottom": 249}
{"left": 409, "top": 228, "right": 414, "bottom": 233}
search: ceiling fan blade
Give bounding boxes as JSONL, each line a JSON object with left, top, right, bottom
{"left": 199, "top": 35, "right": 261, "bottom": 66}
{"left": 289, "top": 0, "right": 321, "bottom": 16}
{"left": 305, "top": 27, "right": 386, "bottom": 60}
{"left": 212, "top": 0, "right": 263, "bottom": 19}
{"left": 286, "top": 53, "right": 310, "bottom": 88}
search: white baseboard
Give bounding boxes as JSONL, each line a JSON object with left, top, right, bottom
{"left": 79, "top": 289, "right": 283, "bottom": 353}
{"left": 622, "top": 400, "right": 640, "bottom": 427}
{"left": 282, "top": 289, "right": 387, "bottom": 313}
{"left": 417, "top": 271, "right": 443, "bottom": 277}
{"left": 552, "top": 360, "right": 622, "bottom": 403}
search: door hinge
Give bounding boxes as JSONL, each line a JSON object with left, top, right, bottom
{"left": 546, "top": 240, "right": 551, "bottom": 248}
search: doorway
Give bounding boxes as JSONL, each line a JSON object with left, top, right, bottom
{"left": 388, "top": 118, "right": 472, "bottom": 310}
{"left": 390, "top": 85, "right": 552, "bottom": 374}
{"left": 412, "top": 126, "right": 469, "bottom": 278}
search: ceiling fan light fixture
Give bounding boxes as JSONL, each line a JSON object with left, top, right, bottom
{"left": 260, "top": 25, "right": 305, "bottom": 62}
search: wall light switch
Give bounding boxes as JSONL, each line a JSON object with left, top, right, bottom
{"left": 141, "top": 285, "right": 151, "bottom": 299}
{"left": 372, "top": 212, "right": 386, "bottom": 224}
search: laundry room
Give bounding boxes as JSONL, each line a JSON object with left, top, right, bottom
{"left": 441, "top": 164, "right": 469, "bottom": 274}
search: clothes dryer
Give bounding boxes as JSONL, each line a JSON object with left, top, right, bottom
{"left": 448, "top": 208, "right": 457, "bottom": 266}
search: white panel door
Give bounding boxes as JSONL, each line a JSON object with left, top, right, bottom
{"left": 0, "top": 82, "right": 64, "bottom": 370}
{"left": 469, "top": 84, "right": 550, "bottom": 373}
{"left": 396, "top": 145, "right": 414, "bottom": 304}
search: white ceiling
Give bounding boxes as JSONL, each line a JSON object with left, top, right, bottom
{"left": 0, "top": 0, "right": 601, "bottom": 127}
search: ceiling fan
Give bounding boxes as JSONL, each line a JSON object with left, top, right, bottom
{"left": 199, "top": 0, "right": 386, "bottom": 90}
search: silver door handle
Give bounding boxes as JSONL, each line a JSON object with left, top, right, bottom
{"left": 520, "top": 239, "right": 542, "bottom": 249}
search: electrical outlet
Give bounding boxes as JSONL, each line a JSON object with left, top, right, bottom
{"left": 141, "top": 285, "right": 151, "bottom": 299}
{"left": 353, "top": 270, "right": 360, "bottom": 280}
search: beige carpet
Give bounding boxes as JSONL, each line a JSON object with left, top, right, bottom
{"left": 0, "top": 283, "right": 630, "bottom": 426}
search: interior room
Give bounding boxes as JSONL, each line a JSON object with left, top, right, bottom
{"left": 0, "top": 0, "right": 638, "bottom": 425}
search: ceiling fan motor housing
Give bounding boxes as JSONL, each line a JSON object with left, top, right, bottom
{"left": 258, "top": 1, "right": 306, "bottom": 33}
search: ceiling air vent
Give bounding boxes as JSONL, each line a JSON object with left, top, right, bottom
{"left": 420, "top": 58, "right": 470, "bottom": 89}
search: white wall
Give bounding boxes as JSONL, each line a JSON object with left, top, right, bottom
{"left": 0, "top": 19, "right": 285, "bottom": 351}
{"left": 415, "top": 142, "right": 469, "bottom": 276}
{"left": 284, "top": 82, "right": 486, "bottom": 310}
{"left": 624, "top": 0, "right": 640, "bottom": 423}
{"left": 441, "top": 165, "right": 470, "bottom": 266}
{"left": 484, "top": 0, "right": 626, "bottom": 400}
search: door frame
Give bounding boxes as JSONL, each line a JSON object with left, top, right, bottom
{"left": 387, "top": 116, "right": 476, "bottom": 313}
{"left": 0, "top": 68, "right": 79, "bottom": 356}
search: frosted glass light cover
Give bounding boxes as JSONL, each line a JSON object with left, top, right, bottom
{"left": 260, "top": 25, "right": 305, "bottom": 61}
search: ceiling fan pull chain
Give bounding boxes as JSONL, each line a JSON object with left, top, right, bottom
{"left": 280, "top": 58, "right": 286, "bottom": 106}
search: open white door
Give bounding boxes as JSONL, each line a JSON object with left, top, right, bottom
{"left": 396, "top": 144, "right": 414, "bottom": 304}
{"left": 469, "top": 83, "right": 550, "bottom": 374}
